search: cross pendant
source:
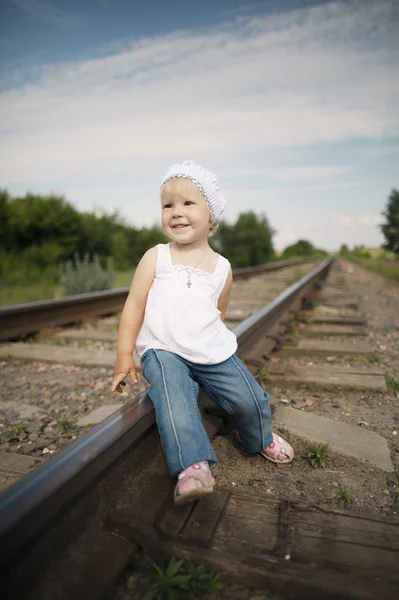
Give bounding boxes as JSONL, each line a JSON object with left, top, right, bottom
{"left": 186, "top": 279, "right": 192, "bottom": 288}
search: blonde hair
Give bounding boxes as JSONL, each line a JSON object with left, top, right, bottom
{"left": 161, "top": 177, "right": 218, "bottom": 236}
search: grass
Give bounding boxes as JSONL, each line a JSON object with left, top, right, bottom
{"left": 0, "top": 268, "right": 136, "bottom": 308}
{"left": 112, "top": 312, "right": 122, "bottom": 331}
{"left": 254, "top": 366, "right": 272, "bottom": 385}
{"left": 340, "top": 489, "right": 353, "bottom": 507}
{"left": 9, "top": 422, "right": 26, "bottom": 438}
{"left": 304, "top": 443, "right": 329, "bottom": 468}
{"left": 386, "top": 375, "right": 399, "bottom": 391}
{"left": 56, "top": 416, "right": 73, "bottom": 433}
{"left": 288, "top": 270, "right": 304, "bottom": 285}
{"left": 112, "top": 268, "right": 135, "bottom": 288}
{"left": 144, "top": 558, "right": 223, "bottom": 599}
{"left": 0, "top": 281, "right": 60, "bottom": 307}
{"left": 366, "top": 353, "right": 381, "bottom": 364}
{"left": 297, "top": 478, "right": 306, "bottom": 490}
{"left": 342, "top": 253, "right": 399, "bottom": 283}
{"left": 284, "top": 331, "right": 301, "bottom": 340}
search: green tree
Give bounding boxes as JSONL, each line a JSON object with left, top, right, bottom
{"left": 0, "top": 189, "right": 11, "bottom": 250}
{"left": 381, "top": 189, "right": 399, "bottom": 256}
{"left": 214, "top": 212, "right": 275, "bottom": 268}
{"left": 128, "top": 225, "right": 168, "bottom": 265}
{"left": 7, "top": 193, "right": 82, "bottom": 257}
{"left": 282, "top": 239, "right": 315, "bottom": 258}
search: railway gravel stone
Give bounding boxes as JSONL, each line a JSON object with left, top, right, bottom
{"left": 273, "top": 406, "right": 394, "bottom": 472}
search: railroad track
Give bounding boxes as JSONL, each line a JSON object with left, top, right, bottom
{"left": 0, "top": 258, "right": 398, "bottom": 600}
{"left": 0, "top": 257, "right": 312, "bottom": 342}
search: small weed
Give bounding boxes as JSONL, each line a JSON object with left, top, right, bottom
{"left": 288, "top": 270, "right": 304, "bottom": 285}
{"left": 255, "top": 366, "right": 272, "bottom": 385}
{"left": 304, "top": 443, "right": 329, "bottom": 468}
{"left": 340, "top": 489, "right": 353, "bottom": 506}
{"left": 284, "top": 331, "right": 301, "bottom": 340}
{"left": 113, "top": 313, "right": 122, "bottom": 331}
{"left": 56, "top": 416, "right": 73, "bottom": 432}
{"left": 180, "top": 560, "right": 224, "bottom": 598}
{"left": 78, "top": 340, "right": 86, "bottom": 348}
{"left": 367, "top": 353, "right": 381, "bottom": 364}
{"left": 54, "top": 337, "right": 65, "bottom": 346}
{"left": 299, "top": 383, "right": 311, "bottom": 392}
{"left": 386, "top": 375, "right": 399, "bottom": 391}
{"left": 10, "top": 422, "right": 26, "bottom": 437}
{"left": 297, "top": 478, "right": 306, "bottom": 490}
{"left": 3, "top": 353, "right": 12, "bottom": 361}
{"left": 143, "top": 558, "right": 223, "bottom": 599}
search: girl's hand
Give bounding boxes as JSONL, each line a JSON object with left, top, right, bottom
{"left": 111, "top": 354, "right": 138, "bottom": 393}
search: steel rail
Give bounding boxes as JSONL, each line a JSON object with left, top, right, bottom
{"left": 0, "top": 257, "right": 319, "bottom": 341}
{"left": 0, "top": 258, "right": 333, "bottom": 577}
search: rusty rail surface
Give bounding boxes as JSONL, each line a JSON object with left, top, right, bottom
{"left": 0, "top": 258, "right": 333, "bottom": 599}
{"left": 0, "top": 257, "right": 319, "bottom": 341}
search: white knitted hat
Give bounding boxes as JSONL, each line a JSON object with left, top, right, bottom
{"left": 160, "top": 160, "right": 226, "bottom": 220}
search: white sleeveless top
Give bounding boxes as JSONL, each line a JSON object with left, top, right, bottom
{"left": 136, "top": 243, "right": 237, "bottom": 364}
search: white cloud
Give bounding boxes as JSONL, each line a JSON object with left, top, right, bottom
{"left": 360, "top": 213, "right": 381, "bottom": 227}
{"left": 1, "top": 0, "right": 398, "bottom": 181}
{"left": 0, "top": 1, "right": 397, "bottom": 251}
{"left": 329, "top": 211, "right": 382, "bottom": 229}
{"left": 266, "top": 165, "right": 353, "bottom": 181}
{"left": 329, "top": 211, "right": 355, "bottom": 227}
{"left": 356, "top": 143, "right": 399, "bottom": 158}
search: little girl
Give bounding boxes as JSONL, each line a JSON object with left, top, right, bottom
{"left": 112, "top": 160, "right": 294, "bottom": 505}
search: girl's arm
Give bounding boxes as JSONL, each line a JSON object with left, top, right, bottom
{"left": 111, "top": 247, "right": 157, "bottom": 392}
{"left": 217, "top": 267, "right": 233, "bottom": 322}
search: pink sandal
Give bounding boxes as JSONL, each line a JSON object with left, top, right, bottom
{"left": 260, "top": 433, "right": 294, "bottom": 464}
{"left": 174, "top": 462, "right": 215, "bottom": 505}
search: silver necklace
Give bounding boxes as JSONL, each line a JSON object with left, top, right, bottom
{"left": 176, "top": 244, "right": 209, "bottom": 288}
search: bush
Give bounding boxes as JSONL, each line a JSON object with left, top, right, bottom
{"left": 59, "top": 253, "right": 114, "bottom": 295}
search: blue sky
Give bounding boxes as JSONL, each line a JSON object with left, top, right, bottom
{"left": 1, "top": 0, "right": 398, "bottom": 251}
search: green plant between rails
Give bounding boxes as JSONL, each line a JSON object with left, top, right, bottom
{"left": 56, "top": 416, "right": 74, "bottom": 433}
{"left": 284, "top": 331, "right": 301, "bottom": 340}
{"left": 304, "top": 443, "right": 329, "bottom": 468}
{"left": 340, "top": 489, "right": 354, "bottom": 507}
{"left": 254, "top": 366, "right": 272, "bottom": 385}
{"left": 288, "top": 269, "right": 304, "bottom": 285}
{"left": 366, "top": 353, "right": 381, "bottom": 364}
{"left": 143, "top": 558, "right": 224, "bottom": 600}
{"left": 386, "top": 375, "right": 399, "bottom": 391}
{"left": 9, "top": 422, "right": 26, "bottom": 438}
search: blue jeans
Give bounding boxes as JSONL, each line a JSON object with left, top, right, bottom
{"left": 141, "top": 349, "right": 273, "bottom": 476}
